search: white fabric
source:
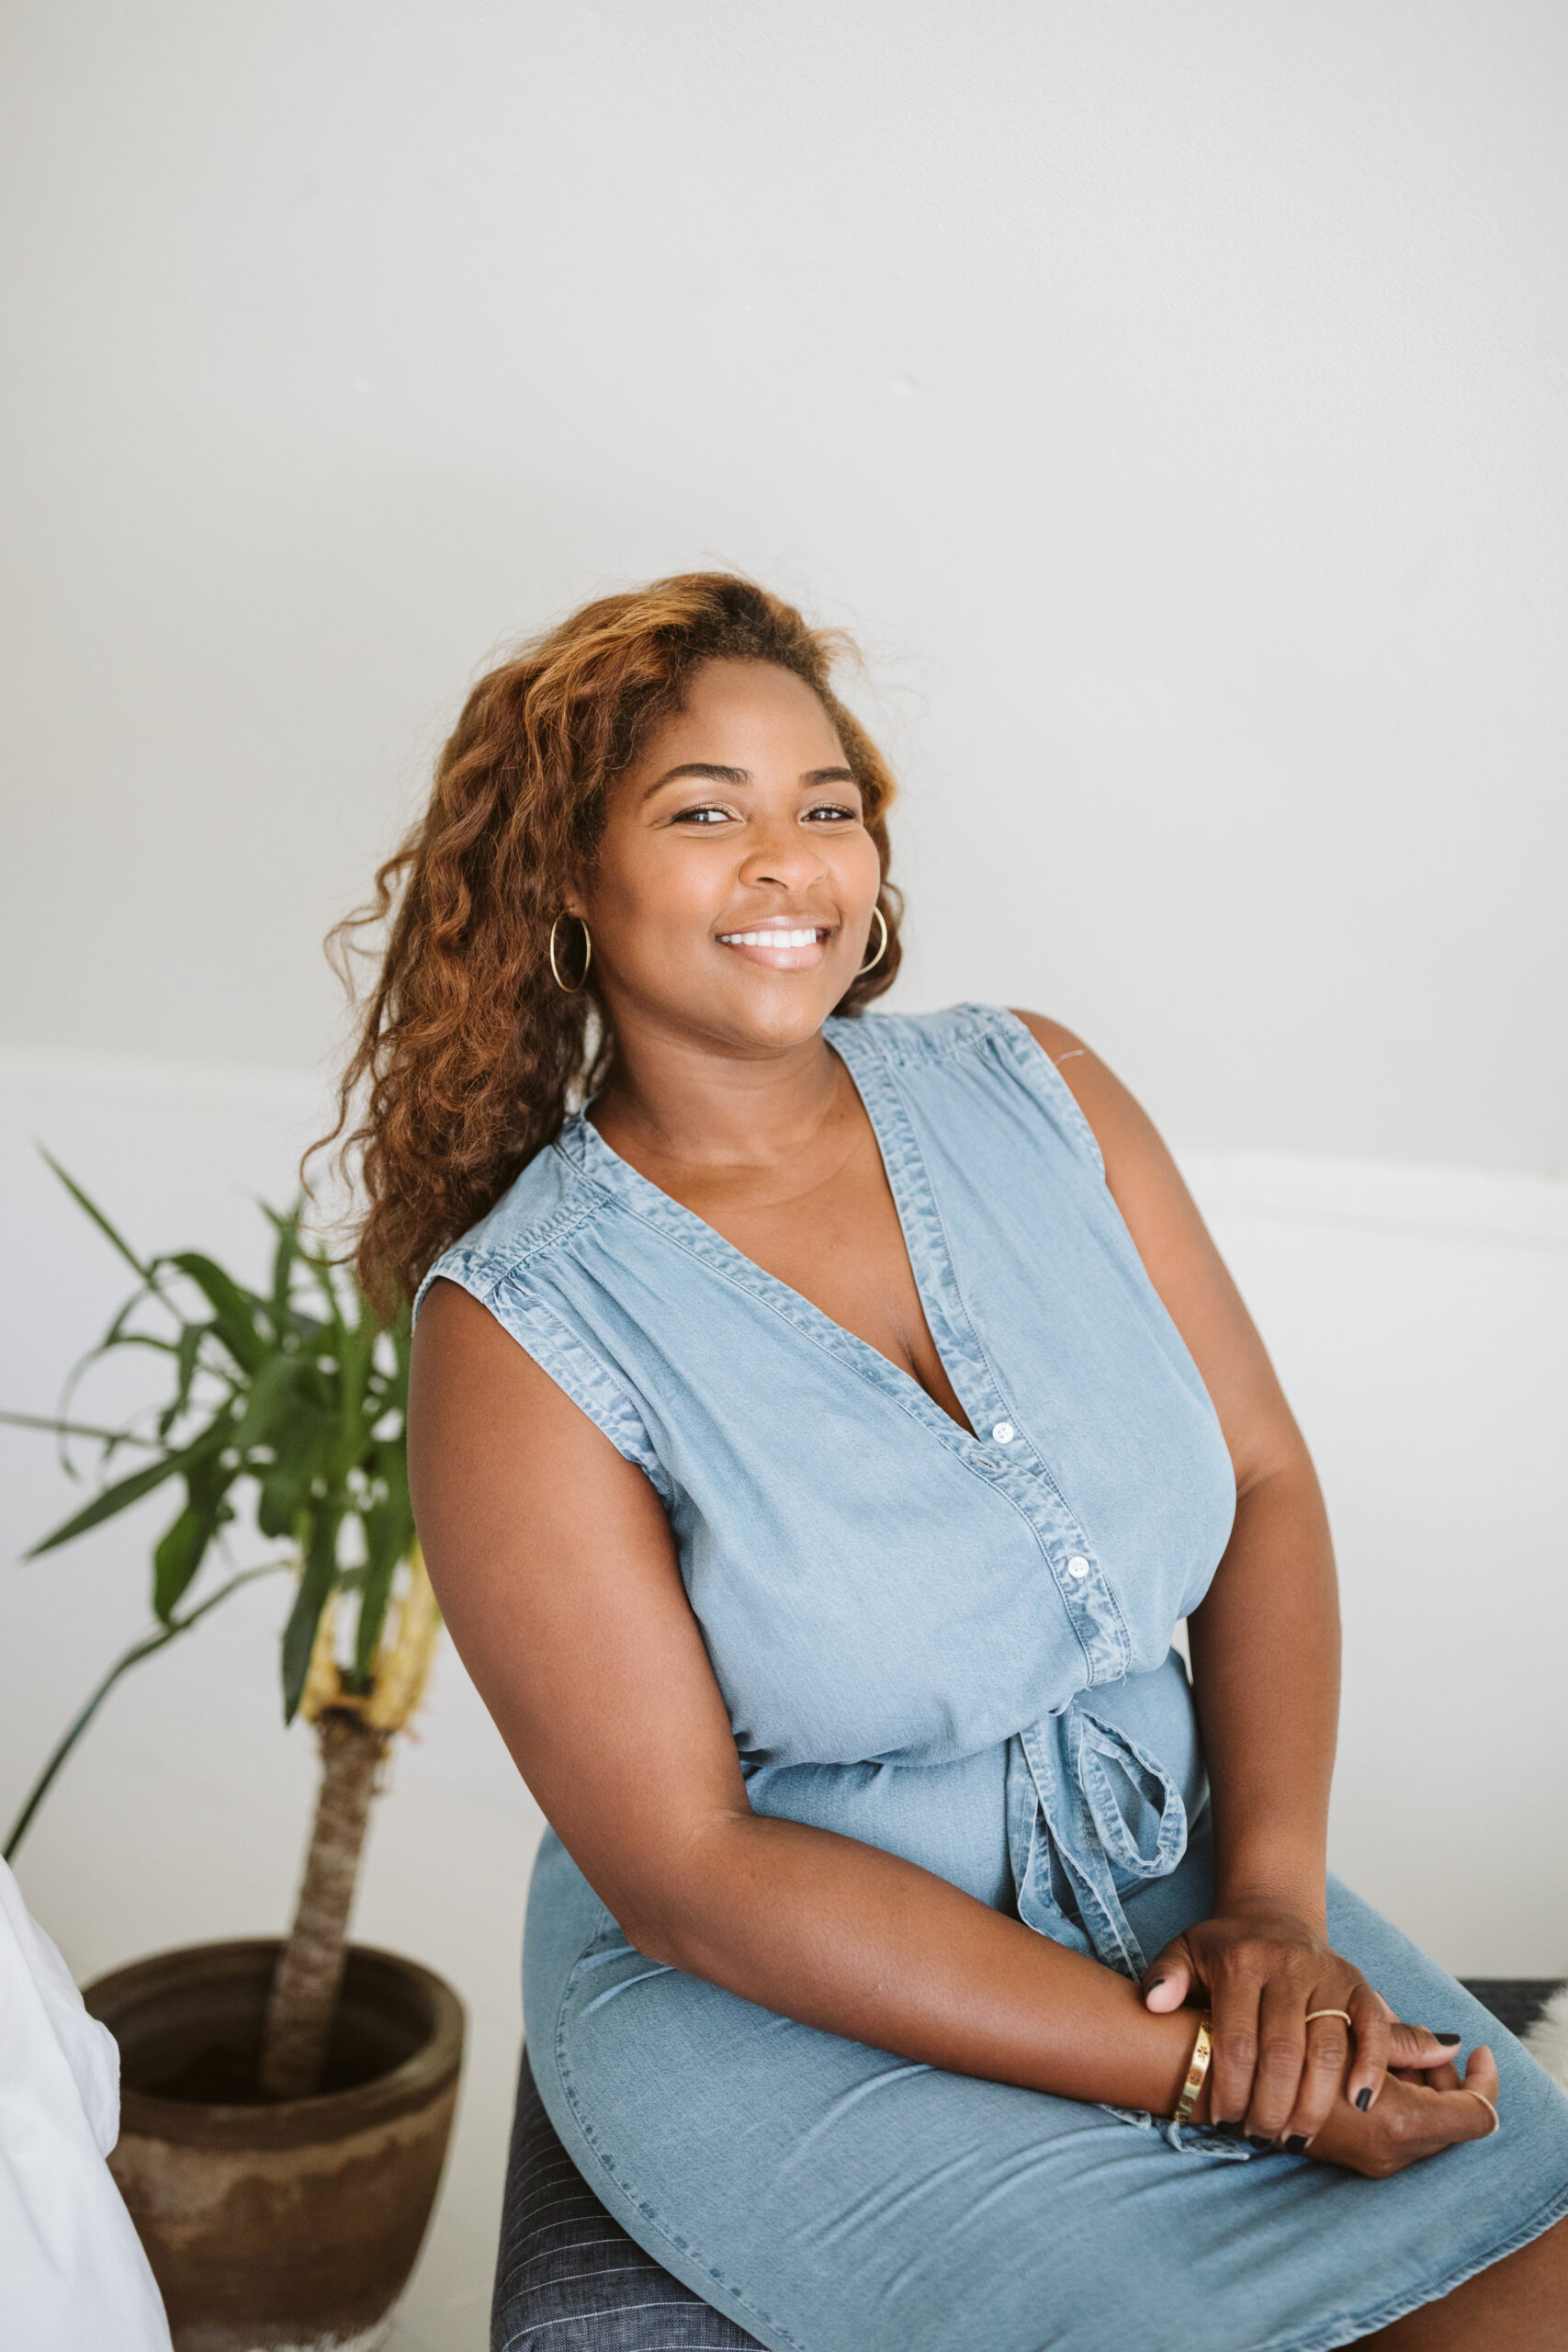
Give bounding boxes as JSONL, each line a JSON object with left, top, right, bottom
{"left": 0, "top": 1859, "right": 173, "bottom": 2351}
{"left": 1525, "top": 1985, "right": 1568, "bottom": 2095}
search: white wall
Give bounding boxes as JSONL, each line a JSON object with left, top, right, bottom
{"left": 3, "top": 2, "right": 1565, "bottom": 1170}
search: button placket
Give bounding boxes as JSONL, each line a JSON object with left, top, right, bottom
{"left": 983, "top": 1445, "right": 1128, "bottom": 1683}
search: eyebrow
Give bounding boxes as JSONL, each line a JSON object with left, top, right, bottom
{"left": 641, "top": 762, "right": 859, "bottom": 804}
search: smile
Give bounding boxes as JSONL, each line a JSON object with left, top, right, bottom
{"left": 716, "top": 927, "right": 830, "bottom": 948}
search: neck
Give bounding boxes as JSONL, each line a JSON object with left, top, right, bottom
{"left": 589, "top": 1008, "right": 848, "bottom": 1175}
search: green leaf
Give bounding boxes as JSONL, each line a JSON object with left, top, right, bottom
{"left": 25, "top": 1451, "right": 188, "bottom": 1555}
{"left": 39, "top": 1150, "right": 155, "bottom": 1282}
{"left": 230, "top": 1351, "right": 309, "bottom": 1457}
{"left": 152, "top": 1505, "right": 209, "bottom": 1621}
{"left": 280, "top": 1508, "right": 344, "bottom": 1724}
{"left": 330, "top": 1315, "right": 376, "bottom": 1486}
{"left": 353, "top": 1449, "right": 413, "bottom": 1684}
{"left": 254, "top": 1404, "right": 337, "bottom": 1539}
{"left": 165, "top": 1253, "right": 268, "bottom": 1374}
{"left": 157, "top": 1319, "right": 208, "bottom": 1441}
{"left": 152, "top": 1444, "right": 237, "bottom": 1620}
{"left": 0, "top": 1411, "right": 159, "bottom": 1447}
{"left": 264, "top": 1200, "right": 306, "bottom": 1327}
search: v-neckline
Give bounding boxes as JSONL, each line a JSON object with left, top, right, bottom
{"left": 558, "top": 1016, "right": 988, "bottom": 1449}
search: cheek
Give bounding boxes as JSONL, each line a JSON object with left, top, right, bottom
{"left": 592, "top": 841, "right": 723, "bottom": 947}
{"left": 834, "top": 830, "right": 885, "bottom": 896}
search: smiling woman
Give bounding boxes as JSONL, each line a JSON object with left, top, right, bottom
{"left": 322, "top": 575, "right": 1568, "bottom": 2352}
{"left": 320, "top": 576, "right": 903, "bottom": 1318}
{"left": 559, "top": 659, "right": 886, "bottom": 1014}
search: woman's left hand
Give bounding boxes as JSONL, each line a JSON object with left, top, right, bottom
{"left": 1142, "top": 1905, "right": 1461, "bottom": 2147}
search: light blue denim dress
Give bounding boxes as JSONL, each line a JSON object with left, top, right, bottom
{"left": 417, "top": 1002, "right": 1568, "bottom": 2352}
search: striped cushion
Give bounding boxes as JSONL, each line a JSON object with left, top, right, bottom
{"left": 492, "top": 2050, "right": 761, "bottom": 2350}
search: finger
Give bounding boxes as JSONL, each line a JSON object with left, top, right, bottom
{"left": 1246, "top": 1974, "right": 1311, "bottom": 2144}
{"left": 1465, "top": 2044, "right": 1500, "bottom": 2110}
{"left": 1430, "top": 2047, "right": 1501, "bottom": 2152}
{"left": 1279, "top": 2006, "right": 1353, "bottom": 2150}
{"left": 1423, "top": 2060, "right": 1461, "bottom": 2093}
{"left": 1387, "top": 2018, "right": 1465, "bottom": 2073}
{"left": 1416, "top": 2049, "right": 1502, "bottom": 2155}
{"left": 1141, "top": 1939, "right": 1192, "bottom": 2013}
{"left": 1207, "top": 1969, "right": 1263, "bottom": 2130}
{"left": 1346, "top": 1982, "right": 1392, "bottom": 2112}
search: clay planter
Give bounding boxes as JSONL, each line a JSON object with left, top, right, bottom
{"left": 83, "top": 1939, "right": 464, "bottom": 2352}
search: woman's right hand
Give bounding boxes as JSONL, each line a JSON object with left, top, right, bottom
{"left": 1295, "top": 2042, "right": 1500, "bottom": 2177}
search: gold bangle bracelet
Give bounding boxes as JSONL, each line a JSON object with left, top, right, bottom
{"left": 1172, "top": 2013, "right": 1213, "bottom": 2128}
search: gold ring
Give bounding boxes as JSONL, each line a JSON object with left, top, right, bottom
{"left": 1304, "top": 2009, "right": 1354, "bottom": 2029}
{"left": 1461, "top": 2087, "right": 1501, "bottom": 2137}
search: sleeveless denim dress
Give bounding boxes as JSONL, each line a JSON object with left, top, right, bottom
{"left": 416, "top": 1002, "right": 1568, "bottom": 2352}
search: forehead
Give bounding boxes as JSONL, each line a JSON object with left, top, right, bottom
{"left": 643, "top": 659, "right": 845, "bottom": 765}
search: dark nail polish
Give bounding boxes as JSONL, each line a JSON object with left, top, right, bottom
{"left": 1211, "top": 2119, "right": 1243, "bottom": 2137}
{"left": 1247, "top": 2133, "right": 1274, "bottom": 2151}
{"left": 1355, "top": 2086, "right": 1372, "bottom": 2112}
{"left": 1435, "top": 2032, "right": 1461, "bottom": 2047}
{"left": 1284, "top": 2133, "right": 1309, "bottom": 2154}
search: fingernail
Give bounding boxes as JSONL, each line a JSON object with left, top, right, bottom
{"left": 1211, "top": 2119, "right": 1243, "bottom": 2137}
{"left": 1247, "top": 2133, "right": 1275, "bottom": 2151}
{"left": 1284, "top": 2134, "right": 1309, "bottom": 2154}
{"left": 1435, "top": 2032, "right": 1461, "bottom": 2047}
{"left": 1355, "top": 2086, "right": 1372, "bottom": 2112}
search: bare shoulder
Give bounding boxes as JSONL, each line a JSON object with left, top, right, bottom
{"left": 1003, "top": 1007, "right": 1162, "bottom": 1176}
{"left": 1004, "top": 1009, "right": 1302, "bottom": 1469}
{"left": 408, "top": 1274, "right": 657, "bottom": 1538}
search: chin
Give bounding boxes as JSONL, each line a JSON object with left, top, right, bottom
{"left": 710, "top": 980, "right": 841, "bottom": 1050}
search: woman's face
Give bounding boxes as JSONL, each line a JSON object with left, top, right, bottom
{"left": 567, "top": 658, "right": 885, "bottom": 1055}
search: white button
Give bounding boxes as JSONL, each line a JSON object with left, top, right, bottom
{"left": 991, "top": 1421, "right": 1016, "bottom": 1444}
{"left": 1066, "top": 1555, "right": 1090, "bottom": 1579}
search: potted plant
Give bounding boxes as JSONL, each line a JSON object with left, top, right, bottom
{"left": 3, "top": 1159, "right": 464, "bottom": 2352}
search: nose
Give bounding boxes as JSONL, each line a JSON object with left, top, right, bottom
{"left": 737, "top": 810, "right": 830, "bottom": 891}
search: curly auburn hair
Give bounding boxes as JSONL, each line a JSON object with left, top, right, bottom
{"left": 320, "top": 572, "right": 905, "bottom": 1314}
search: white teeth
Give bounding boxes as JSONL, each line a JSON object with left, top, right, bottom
{"left": 718, "top": 928, "right": 824, "bottom": 948}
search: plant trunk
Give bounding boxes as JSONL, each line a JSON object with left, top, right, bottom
{"left": 258, "top": 1710, "right": 388, "bottom": 2100}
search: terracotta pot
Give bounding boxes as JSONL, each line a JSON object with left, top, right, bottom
{"left": 83, "top": 1939, "right": 464, "bottom": 2352}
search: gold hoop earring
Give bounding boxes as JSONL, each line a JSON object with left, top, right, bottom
{"left": 548, "top": 911, "right": 592, "bottom": 993}
{"left": 856, "top": 904, "right": 888, "bottom": 977}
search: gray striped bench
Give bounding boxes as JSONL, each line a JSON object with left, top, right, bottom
{"left": 492, "top": 2051, "right": 760, "bottom": 2350}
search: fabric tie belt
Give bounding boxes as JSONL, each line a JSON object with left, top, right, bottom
{"left": 1006, "top": 1697, "right": 1189, "bottom": 1977}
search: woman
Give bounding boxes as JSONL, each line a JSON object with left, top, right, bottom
{"left": 338, "top": 574, "right": 1568, "bottom": 2349}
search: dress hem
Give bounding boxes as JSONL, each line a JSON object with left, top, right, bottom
{"left": 1257, "top": 2167, "right": 1568, "bottom": 2352}
{"left": 543, "top": 1992, "right": 1568, "bottom": 2352}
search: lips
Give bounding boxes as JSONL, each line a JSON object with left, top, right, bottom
{"left": 716, "top": 926, "right": 829, "bottom": 948}
{"left": 715, "top": 921, "right": 834, "bottom": 967}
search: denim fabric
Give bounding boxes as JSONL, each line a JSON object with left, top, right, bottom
{"left": 419, "top": 1002, "right": 1568, "bottom": 2350}
{"left": 524, "top": 1817, "right": 1568, "bottom": 2352}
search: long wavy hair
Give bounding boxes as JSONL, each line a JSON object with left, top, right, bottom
{"left": 319, "top": 573, "right": 905, "bottom": 1314}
